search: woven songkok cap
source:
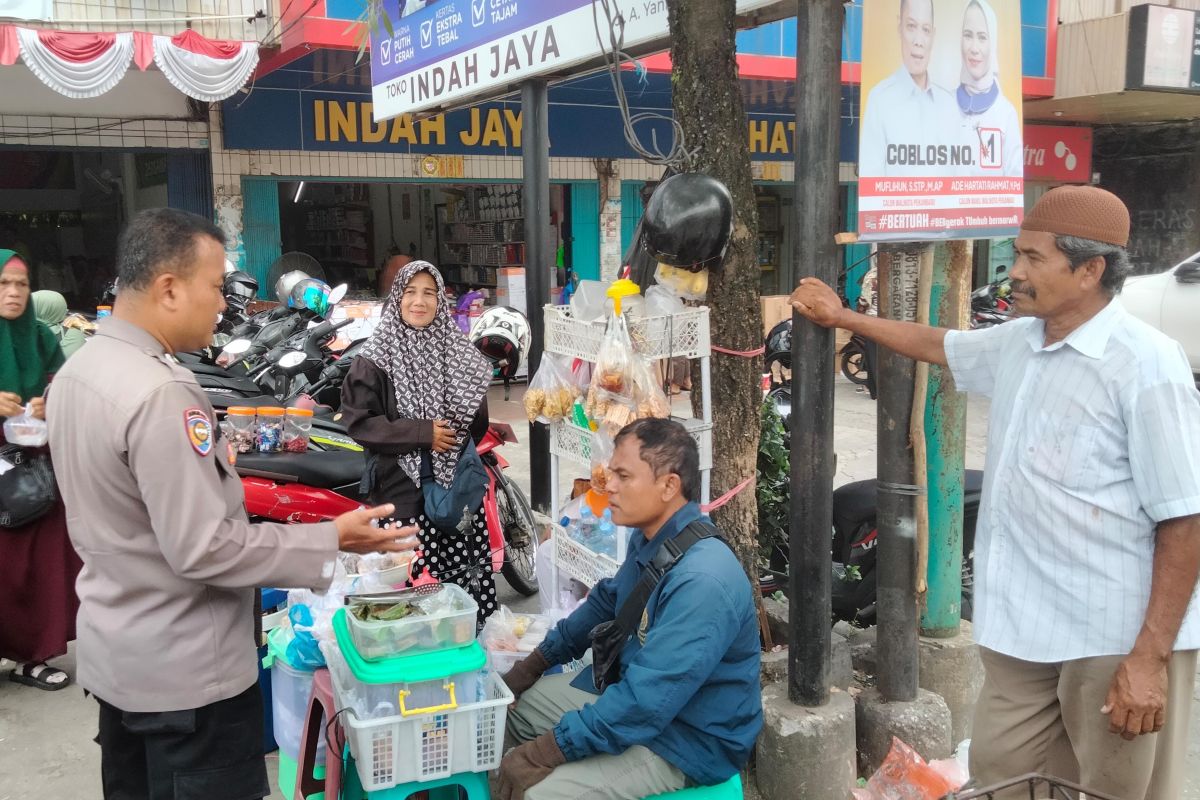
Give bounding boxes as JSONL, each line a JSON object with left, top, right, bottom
{"left": 1021, "top": 185, "right": 1130, "bottom": 247}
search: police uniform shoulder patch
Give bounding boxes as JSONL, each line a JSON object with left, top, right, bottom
{"left": 184, "top": 408, "right": 213, "bottom": 456}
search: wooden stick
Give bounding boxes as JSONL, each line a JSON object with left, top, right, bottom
{"left": 912, "top": 247, "right": 934, "bottom": 599}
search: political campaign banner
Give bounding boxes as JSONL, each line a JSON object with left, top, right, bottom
{"left": 858, "top": 0, "right": 1024, "bottom": 241}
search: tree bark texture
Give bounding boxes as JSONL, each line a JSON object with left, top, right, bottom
{"left": 667, "top": 0, "right": 763, "bottom": 582}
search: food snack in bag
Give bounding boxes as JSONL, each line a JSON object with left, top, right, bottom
{"left": 589, "top": 430, "right": 615, "bottom": 492}
{"left": 630, "top": 358, "right": 671, "bottom": 419}
{"left": 523, "top": 355, "right": 577, "bottom": 423}
{"left": 3, "top": 404, "right": 48, "bottom": 447}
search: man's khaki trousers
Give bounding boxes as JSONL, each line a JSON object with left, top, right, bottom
{"left": 970, "top": 647, "right": 1197, "bottom": 799}
{"left": 505, "top": 672, "right": 687, "bottom": 800}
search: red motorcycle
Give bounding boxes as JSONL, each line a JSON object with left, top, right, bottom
{"left": 234, "top": 421, "right": 539, "bottom": 596}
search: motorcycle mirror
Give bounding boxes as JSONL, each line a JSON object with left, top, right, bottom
{"left": 327, "top": 283, "right": 348, "bottom": 307}
{"left": 279, "top": 350, "right": 307, "bottom": 370}
{"left": 224, "top": 338, "right": 252, "bottom": 356}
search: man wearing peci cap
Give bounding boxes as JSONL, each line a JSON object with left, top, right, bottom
{"left": 790, "top": 186, "right": 1200, "bottom": 799}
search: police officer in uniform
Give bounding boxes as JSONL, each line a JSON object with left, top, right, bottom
{"left": 47, "top": 208, "right": 415, "bottom": 800}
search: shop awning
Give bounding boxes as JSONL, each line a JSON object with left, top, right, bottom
{"left": 0, "top": 25, "right": 258, "bottom": 102}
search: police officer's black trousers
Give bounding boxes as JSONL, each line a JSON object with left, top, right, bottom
{"left": 95, "top": 683, "right": 269, "bottom": 800}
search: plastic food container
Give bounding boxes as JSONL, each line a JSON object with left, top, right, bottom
{"left": 255, "top": 407, "right": 285, "bottom": 453}
{"left": 283, "top": 407, "right": 313, "bottom": 453}
{"left": 345, "top": 584, "right": 478, "bottom": 661}
{"left": 325, "top": 619, "right": 487, "bottom": 719}
{"left": 225, "top": 407, "right": 257, "bottom": 454}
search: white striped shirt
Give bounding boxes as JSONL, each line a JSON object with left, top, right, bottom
{"left": 945, "top": 300, "right": 1200, "bottom": 662}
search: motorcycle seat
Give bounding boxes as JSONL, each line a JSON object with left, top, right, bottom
{"left": 832, "top": 469, "right": 986, "bottom": 533}
{"left": 235, "top": 450, "right": 365, "bottom": 490}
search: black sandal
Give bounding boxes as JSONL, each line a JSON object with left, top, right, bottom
{"left": 8, "top": 662, "right": 71, "bottom": 691}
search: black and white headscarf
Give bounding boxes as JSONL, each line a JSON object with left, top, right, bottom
{"left": 359, "top": 261, "right": 492, "bottom": 488}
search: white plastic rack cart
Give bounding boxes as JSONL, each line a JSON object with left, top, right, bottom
{"left": 542, "top": 303, "right": 714, "bottom": 519}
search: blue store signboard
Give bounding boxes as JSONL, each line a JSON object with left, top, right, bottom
{"left": 223, "top": 60, "right": 861, "bottom": 163}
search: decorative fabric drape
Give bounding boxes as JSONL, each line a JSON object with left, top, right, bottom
{"left": 153, "top": 30, "right": 259, "bottom": 103}
{"left": 0, "top": 24, "right": 258, "bottom": 101}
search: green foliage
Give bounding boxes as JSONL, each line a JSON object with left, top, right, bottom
{"left": 756, "top": 398, "right": 789, "bottom": 564}
{"left": 352, "top": 0, "right": 393, "bottom": 63}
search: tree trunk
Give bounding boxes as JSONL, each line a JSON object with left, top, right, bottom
{"left": 666, "top": 0, "right": 763, "bottom": 584}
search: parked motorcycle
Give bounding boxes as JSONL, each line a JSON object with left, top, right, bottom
{"left": 970, "top": 270, "right": 1013, "bottom": 330}
{"left": 760, "top": 469, "right": 982, "bottom": 625}
{"left": 234, "top": 419, "right": 539, "bottom": 596}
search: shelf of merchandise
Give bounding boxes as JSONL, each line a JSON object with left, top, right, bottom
{"left": 542, "top": 304, "right": 713, "bottom": 518}
{"left": 439, "top": 206, "right": 524, "bottom": 293}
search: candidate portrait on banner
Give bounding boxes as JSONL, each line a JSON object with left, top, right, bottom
{"left": 858, "top": 0, "right": 961, "bottom": 178}
{"left": 857, "top": 0, "right": 1024, "bottom": 241}
{"left": 952, "top": 0, "right": 1022, "bottom": 177}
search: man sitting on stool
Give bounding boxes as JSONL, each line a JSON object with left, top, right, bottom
{"left": 498, "top": 418, "right": 763, "bottom": 800}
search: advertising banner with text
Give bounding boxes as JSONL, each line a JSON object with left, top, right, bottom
{"left": 368, "top": 0, "right": 778, "bottom": 121}
{"left": 858, "top": 0, "right": 1024, "bottom": 241}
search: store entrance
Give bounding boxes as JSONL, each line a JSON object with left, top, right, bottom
{"left": 0, "top": 149, "right": 172, "bottom": 310}
{"left": 276, "top": 179, "right": 570, "bottom": 311}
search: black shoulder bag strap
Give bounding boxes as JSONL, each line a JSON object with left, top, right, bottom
{"left": 589, "top": 519, "right": 727, "bottom": 692}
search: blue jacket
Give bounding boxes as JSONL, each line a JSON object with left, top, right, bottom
{"left": 537, "top": 503, "right": 763, "bottom": 785}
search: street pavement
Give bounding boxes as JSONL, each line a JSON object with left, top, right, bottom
{"left": 1, "top": 377, "right": 1197, "bottom": 798}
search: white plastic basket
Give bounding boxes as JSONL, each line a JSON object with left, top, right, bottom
{"left": 544, "top": 305, "right": 711, "bottom": 362}
{"left": 329, "top": 665, "right": 512, "bottom": 792}
{"left": 549, "top": 417, "right": 713, "bottom": 471}
{"left": 553, "top": 527, "right": 620, "bottom": 587}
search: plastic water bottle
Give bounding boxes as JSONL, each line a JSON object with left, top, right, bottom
{"left": 595, "top": 509, "right": 617, "bottom": 558}
{"left": 575, "top": 506, "right": 596, "bottom": 545}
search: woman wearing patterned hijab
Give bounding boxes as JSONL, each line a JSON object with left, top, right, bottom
{"left": 955, "top": 0, "right": 1022, "bottom": 177}
{"left": 340, "top": 261, "right": 497, "bottom": 626}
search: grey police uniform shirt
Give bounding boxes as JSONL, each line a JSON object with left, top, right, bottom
{"left": 47, "top": 317, "right": 339, "bottom": 713}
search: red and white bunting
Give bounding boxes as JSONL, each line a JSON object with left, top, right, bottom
{"left": 153, "top": 30, "right": 259, "bottom": 103}
{"left": 0, "top": 24, "right": 258, "bottom": 101}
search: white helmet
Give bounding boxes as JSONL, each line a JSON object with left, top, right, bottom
{"left": 469, "top": 306, "right": 530, "bottom": 378}
{"left": 274, "top": 270, "right": 310, "bottom": 307}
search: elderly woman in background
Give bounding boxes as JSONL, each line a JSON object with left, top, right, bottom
{"left": 0, "top": 250, "right": 81, "bottom": 691}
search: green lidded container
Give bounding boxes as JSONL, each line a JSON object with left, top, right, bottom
{"left": 331, "top": 608, "right": 487, "bottom": 718}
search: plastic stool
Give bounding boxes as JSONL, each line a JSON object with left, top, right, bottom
{"left": 278, "top": 751, "right": 324, "bottom": 800}
{"left": 646, "top": 773, "right": 742, "bottom": 800}
{"left": 343, "top": 763, "right": 491, "bottom": 800}
{"left": 295, "top": 668, "right": 340, "bottom": 800}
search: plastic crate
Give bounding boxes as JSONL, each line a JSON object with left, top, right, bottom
{"left": 549, "top": 416, "right": 713, "bottom": 471}
{"left": 553, "top": 527, "right": 621, "bottom": 587}
{"left": 329, "top": 667, "right": 513, "bottom": 792}
{"left": 544, "top": 305, "right": 711, "bottom": 362}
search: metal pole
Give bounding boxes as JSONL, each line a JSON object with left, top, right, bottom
{"left": 522, "top": 79, "right": 552, "bottom": 515}
{"left": 875, "top": 244, "right": 922, "bottom": 702}
{"left": 788, "top": 0, "right": 842, "bottom": 708}
{"left": 920, "top": 241, "right": 972, "bottom": 637}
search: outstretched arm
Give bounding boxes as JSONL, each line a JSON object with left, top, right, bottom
{"left": 789, "top": 277, "right": 950, "bottom": 366}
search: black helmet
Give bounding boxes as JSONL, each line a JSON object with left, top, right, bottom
{"left": 764, "top": 318, "right": 792, "bottom": 386}
{"left": 223, "top": 270, "right": 259, "bottom": 302}
{"left": 765, "top": 319, "right": 791, "bottom": 360}
{"left": 640, "top": 173, "right": 734, "bottom": 273}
